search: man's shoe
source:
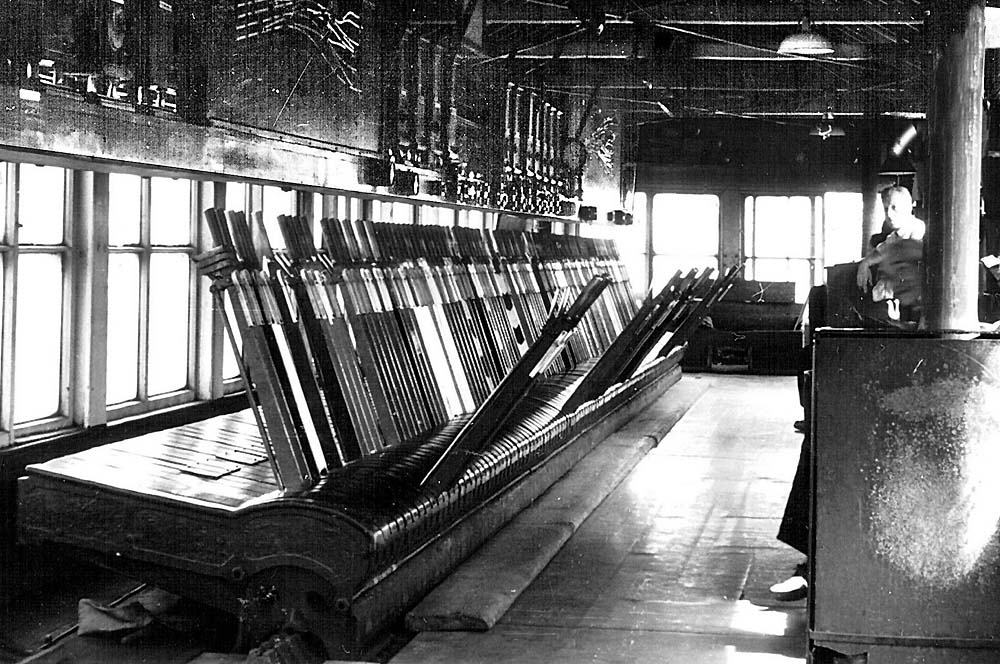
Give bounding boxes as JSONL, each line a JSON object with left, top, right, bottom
{"left": 793, "top": 420, "right": 807, "bottom": 433}
{"left": 769, "top": 574, "right": 808, "bottom": 601}
{"left": 770, "top": 562, "right": 809, "bottom": 601}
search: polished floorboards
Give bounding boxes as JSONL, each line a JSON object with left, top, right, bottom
{"left": 7, "top": 374, "right": 807, "bottom": 664}
{"left": 392, "top": 373, "right": 808, "bottom": 664}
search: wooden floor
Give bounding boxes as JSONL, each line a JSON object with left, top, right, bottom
{"left": 391, "top": 373, "right": 807, "bottom": 664}
{"left": 9, "top": 374, "right": 807, "bottom": 664}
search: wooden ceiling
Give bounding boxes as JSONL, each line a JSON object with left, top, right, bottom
{"left": 416, "top": 0, "right": 939, "bottom": 122}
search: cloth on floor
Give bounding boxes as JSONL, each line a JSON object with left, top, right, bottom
{"left": 77, "top": 587, "right": 182, "bottom": 637}
{"left": 77, "top": 599, "right": 154, "bottom": 636}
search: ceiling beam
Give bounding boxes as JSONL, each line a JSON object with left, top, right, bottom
{"left": 480, "top": 1, "right": 924, "bottom": 26}
{"left": 492, "top": 57, "right": 907, "bottom": 89}
{"left": 544, "top": 86, "right": 925, "bottom": 119}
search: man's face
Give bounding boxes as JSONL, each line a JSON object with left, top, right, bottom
{"left": 884, "top": 191, "right": 913, "bottom": 229}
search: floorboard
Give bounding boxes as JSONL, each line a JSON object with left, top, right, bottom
{"left": 391, "top": 374, "right": 807, "bottom": 663}
{"left": 9, "top": 374, "right": 808, "bottom": 664}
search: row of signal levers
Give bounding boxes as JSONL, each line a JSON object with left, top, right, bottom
{"left": 195, "top": 210, "right": 741, "bottom": 495}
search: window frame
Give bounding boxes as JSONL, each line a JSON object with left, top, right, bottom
{"left": 0, "top": 156, "right": 505, "bottom": 450}
{"left": 649, "top": 191, "right": 722, "bottom": 291}
{"left": 741, "top": 190, "right": 863, "bottom": 302}
{"left": 743, "top": 193, "right": 821, "bottom": 291}
{"left": 6, "top": 163, "right": 76, "bottom": 437}
{"left": 105, "top": 175, "right": 199, "bottom": 421}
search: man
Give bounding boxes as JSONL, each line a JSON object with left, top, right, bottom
{"left": 856, "top": 185, "right": 925, "bottom": 321}
{"left": 770, "top": 185, "right": 925, "bottom": 602}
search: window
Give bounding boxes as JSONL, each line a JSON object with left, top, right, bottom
{"left": 12, "top": 164, "right": 72, "bottom": 430}
{"left": 823, "top": 192, "right": 864, "bottom": 266}
{"left": 743, "top": 193, "right": 863, "bottom": 302}
{"left": 614, "top": 192, "right": 649, "bottom": 296}
{"left": 106, "top": 174, "right": 196, "bottom": 417}
{"left": 578, "top": 222, "right": 615, "bottom": 239}
{"left": 421, "top": 205, "right": 456, "bottom": 227}
{"left": 261, "top": 186, "right": 296, "bottom": 249}
{"left": 216, "top": 183, "right": 249, "bottom": 384}
{"left": 386, "top": 201, "right": 417, "bottom": 224}
{"left": 225, "top": 181, "right": 248, "bottom": 215}
{"left": 420, "top": 205, "right": 440, "bottom": 226}
{"left": 651, "top": 193, "right": 719, "bottom": 291}
{"left": 466, "top": 209, "right": 485, "bottom": 229}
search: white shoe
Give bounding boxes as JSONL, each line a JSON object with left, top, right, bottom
{"left": 769, "top": 574, "right": 808, "bottom": 601}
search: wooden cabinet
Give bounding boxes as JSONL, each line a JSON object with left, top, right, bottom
{"left": 811, "top": 331, "right": 1000, "bottom": 663}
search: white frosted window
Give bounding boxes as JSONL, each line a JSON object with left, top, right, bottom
{"left": 106, "top": 254, "right": 140, "bottom": 404}
{"left": 18, "top": 165, "right": 65, "bottom": 245}
{"left": 744, "top": 193, "right": 857, "bottom": 303}
{"left": 617, "top": 192, "right": 648, "bottom": 295}
{"left": 261, "top": 186, "right": 295, "bottom": 249}
{"left": 150, "top": 177, "right": 192, "bottom": 246}
{"left": 147, "top": 254, "right": 190, "bottom": 395}
{"left": 14, "top": 254, "right": 64, "bottom": 423}
{"left": 392, "top": 202, "right": 415, "bottom": 224}
{"left": 651, "top": 193, "right": 719, "bottom": 276}
{"left": 226, "top": 182, "right": 248, "bottom": 214}
{"left": 824, "top": 192, "right": 864, "bottom": 266}
{"left": 108, "top": 174, "right": 142, "bottom": 246}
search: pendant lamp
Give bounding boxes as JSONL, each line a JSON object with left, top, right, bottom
{"left": 778, "top": 13, "right": 834, "bottom": 56}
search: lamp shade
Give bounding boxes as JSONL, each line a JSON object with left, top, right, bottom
{"left": 778, "top": 31, "right": 834, "bottom": 55}
{"left": 778, "top": 16, "right": 834, "bottom": 55}
{"left": 879, "top": 153, "right": 917, "bottom": 176}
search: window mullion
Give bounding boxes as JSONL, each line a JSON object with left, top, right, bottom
{"left": 0, "top": 164, "right": 18, "bottom": 445}
{"left": 138, "top": 179, "right": 151, "bottom": 401}
{"left": 194, "top": 180, "right": 221, "bottom": 399}
{"left": 70, "top": 170, "right": 109, "bottom": 427}
{"left": 59, "top": 171, "right": 75, "bottom": 422}
{"left": 644, "top": 194, "right": 653, "bottom": 290}
{"left": 811, "top": 196, "right": 819, "bottom": 288}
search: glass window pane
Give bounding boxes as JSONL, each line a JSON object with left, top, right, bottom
{"left": 106, "top": 254, "right": 140, "bottom": 404}
{"left": 651, "top": 193, "right": 718, "bottom": 256}
{"left": 652, "top": 254, "right": 717, "bottom": 293}
{"left": 421, "top": 205, "right": 437, "bottom": 225}
{"left": 313, "top": 193, "right": 329, "bottom": 249}
{"left": 370, "top": 199, "right": 385, "bottom": 222}
{"left": 18, "top": 164, "right": 65, "bottom": 245}
{"left": 150, "top": 177, "right": 192, "bottom": 246}
{"left": 824, "top": 192, "right": 863, "bottom": 265}
{"left": 14, "top": 254, "right": 63, "bottom": 423}
{"left": 468, "top": 210, "right": 485, "bottom": 229}
{"left": 751, "top": 196, "right": 812, "bottom": 257}
{"left": 261, "top": 186, "right": 294, "bottom": 249}
{"left": 225, "top": 182, "right": 247, "bottom": 214}
{"left": 0, "top": 255, "right": 4, "bottom": 379}
{"left": 743, "top": 196, "right": 755, "bottom": 258}
{"left": 0, "top": 166, "right": 6, "bottom": 245}
{"left": 392, "top": 202, "right": 414, "bottom": 224}
{"left": 147, "top": 253, "right": 190, "bottom": 394}
{"left": 618, "top": 192, "right": 648, "bottom": 294}
{"left": 108, "top": 174, "right": 142, "bottom": 245}
{"left": 751, "top": 257, "right": 812, "bottom": 302}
